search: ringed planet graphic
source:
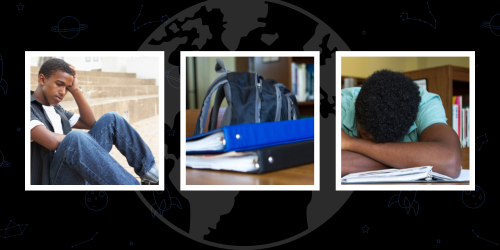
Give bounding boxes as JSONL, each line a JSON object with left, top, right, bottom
{"left": 165, "top": 66, "right": 180, "bottom": 89}
{"left": 482, "top": 13, "right": 500, "bottom": 36}
{"left": 51, "top": 16, "right": 88, "bottom": 39}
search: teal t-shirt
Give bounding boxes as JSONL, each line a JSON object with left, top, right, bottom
{"left": 341, "top": 87, "right": 448, "bottom": 142}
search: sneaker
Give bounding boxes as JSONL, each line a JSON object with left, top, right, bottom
{"left": 141, "top": 161, "right": 159, "bottom": 184}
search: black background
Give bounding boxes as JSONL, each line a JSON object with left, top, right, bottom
{"left": 2, "top": 0, "right": 493, "bottom": 248}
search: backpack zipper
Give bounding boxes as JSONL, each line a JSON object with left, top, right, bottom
{"left": 255, "top": 74, "right": 262, "bottom": 123}
{"left": 257, "top": 81, "right": 263, "bottom": 99}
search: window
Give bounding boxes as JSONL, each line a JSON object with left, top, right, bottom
{"left": 93, "top": 57, "right": 99, "bottom": 62}
{"left": 85, "top": 57, "right": 91, "bottom": 62}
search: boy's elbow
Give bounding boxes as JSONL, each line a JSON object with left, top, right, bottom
{"left": 443, "top": 151, "right": 462, "bottom": 178}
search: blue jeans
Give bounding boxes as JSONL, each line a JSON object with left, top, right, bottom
{"left": 49, "top": 112, "right": 156, "bottom": 185}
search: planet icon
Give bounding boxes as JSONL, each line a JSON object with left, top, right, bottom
{"left": 165, "top": 66, "right": 180, "bottom": 89}
{"left": 85, "top": 191, "right": 108, "bottom": 211}
{"left": 462, "top": 185, "right": 485, "bottom": 209}
{"left": 51, "top": 16, "right": 88, "bottom": 39}
{"left": 482, "top": 13, "right": 500, "bottom": 36}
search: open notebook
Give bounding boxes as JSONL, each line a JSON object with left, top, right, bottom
{"left": 341, "top": 166, "right": 470, "bottom": 183}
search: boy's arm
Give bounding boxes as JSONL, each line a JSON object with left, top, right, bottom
{"left": 67, "top": 64, "right": 96, "bottom": 130}
{"left": 341, "top": 150, "right": 393, "bottom": 177}
{"left": 70, "top": 88, "right": 96, "bottom": 129}
{"left": 342, "top": 123, "right": 462, "bottom": 178}
{"left": 31, "top": 125, "right": 66, "bottom": 151}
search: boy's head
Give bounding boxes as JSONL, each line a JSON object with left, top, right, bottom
{"left": 354, "top": 69, "right": 421, "bottom": 143}
{"left": 37, "top": 58, "right": 75, "bottom": 106}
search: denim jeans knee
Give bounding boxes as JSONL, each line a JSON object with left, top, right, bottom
{"left": 98, "top": 112, "right": 124, "bottom": 125}
{"left": 60, "top": 130, "right": 90, "bottom": 148}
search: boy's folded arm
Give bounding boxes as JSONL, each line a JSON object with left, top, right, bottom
{"left": 341, "top": 150, "right": 393, "bottom": 177}
{"left": 31, "top": 125, "right": 66, "bottom": 151}
{"left": 345, "top": 123, "right": 462, "bottom": 178}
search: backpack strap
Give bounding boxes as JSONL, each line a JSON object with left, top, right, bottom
{"left": 193, "top": 59, "right": 231, "bottom": 135}
{"left": 208, "top": 84, "right": 226, "bottom": 131}
{"left": 193, "top": 74, "right": 228, "bottom": 135}
{"left": 273, "top": 83, "right": 287, "bottom": 121}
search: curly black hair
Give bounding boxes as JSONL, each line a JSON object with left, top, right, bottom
{"left": 38, "top": 58, "right": 74, "bottom": 80}
{"left": 355, "top": 69, "right": 421, "bottom": 143}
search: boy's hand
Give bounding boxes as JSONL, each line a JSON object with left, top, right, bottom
{"left": 66, "top": 63, "right": 80, "bottom": 93}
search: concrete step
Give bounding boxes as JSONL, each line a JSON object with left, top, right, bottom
{"left": 59, "top": 95, "right": 159, "bottom": 125}
{"left": 30, "top": 84, "right": 158, "bottom": 101}
{"left": 30, "top": 73, "right": 156, "bottom": 86}
{"left": 31, "top": 66, "right": 137, "bottom": 78}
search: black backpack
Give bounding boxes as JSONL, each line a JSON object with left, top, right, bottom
{"left": 193, "top": 59, "right": 301, "bottom": 135}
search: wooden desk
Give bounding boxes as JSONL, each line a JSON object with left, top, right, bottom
{"left": 187, "top": 163, "right": 314, "bottom": 185}
{"left": 186, "top": 108, "right": 314, "bottom": 185}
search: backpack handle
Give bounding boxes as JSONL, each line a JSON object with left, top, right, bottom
{"left": 208, "top": 85, "right": 226, "bottom": 131}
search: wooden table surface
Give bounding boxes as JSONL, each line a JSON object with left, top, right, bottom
{"left": 186, "top": 163, "right": 314, "bottom": 185}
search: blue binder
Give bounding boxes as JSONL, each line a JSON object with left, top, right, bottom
{"left": 186, "top": 118, "right": 314, "bottom": 153}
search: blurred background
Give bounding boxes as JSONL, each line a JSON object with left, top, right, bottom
{"left": 30, "top": 56, "right": 160, "bottom": 182}
{"left": 341, "top": 56, "right": 470, "bottom": 169}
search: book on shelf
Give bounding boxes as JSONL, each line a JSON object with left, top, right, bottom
{"left": 291, "top": 62, "right": 314, "bottom": 102}
{"left": 466, "top": 107, "right": 470, "bottom": 147}
{"left": 297, "top": 63, "right": 307, "bottom": 102}
{"left": 341, "top": 166, "right": 469, "bottom": 183}
{"left": 453, "top": 96, "right": 462, "bottom": 142}
{"left": 291, "top": 62, "right": 297, "bottom": 96}
{"left": 306, "top": 63, "right": 314, "bottom": 101}
{"left": 186, "top": 118, "right": 314, "bottom": 153}
{"left": 452, "top": 104, "right": 458, "bottom": 136}
{"left": 343, "top": 77, "right": 356, "bottom": 89}
{"left": 463, "top": 108, "right": 467, "bottom": 147}
{"left": 186, "top": 139, "right": 314, "bottom": 174}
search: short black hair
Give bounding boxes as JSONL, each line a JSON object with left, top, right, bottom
{"left": 38, "top": 58, "right": 74, "bottom": 80}
{"left": 355, "top": 69, "right": 421, "bottom": 143}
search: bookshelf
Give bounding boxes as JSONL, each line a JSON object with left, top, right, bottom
{"left": 403, "top": 65, "right": 470, "bottom": 169}
{"left": 236, "top": 57, "right": 314, "bottom": 117}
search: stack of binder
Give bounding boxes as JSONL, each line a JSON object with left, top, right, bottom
{"left": 186, "top": 118, "right": 314, "bottom": 174}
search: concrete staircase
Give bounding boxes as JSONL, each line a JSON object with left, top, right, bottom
{"left": 30, "top": 66, "right": 159, "bottom": 125}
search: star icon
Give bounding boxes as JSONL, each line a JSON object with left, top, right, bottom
{"left": 362, "top": 30, "right": 366, "bottom": 35}
{"left": 167, "top": 129, "right": 175, "bottom": 136}
{"left": 129, "top": 242, "right": 133, "bottom": 246}
{"left": 17, "top": 127, "right": 20, "bottom": 132}
{"left": 361, "top": 225, "right": 370, "bottom": 233}
{"left": 437, "top": 239, "right": 441, "bottom": 243}
{"left": 16, "top": 3, "right": 24, "bottom": 11}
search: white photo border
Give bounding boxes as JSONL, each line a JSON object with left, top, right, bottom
{"left": 335, "top": 51, "right": 475, "bottom": 191}
{"left": 181, "top": 51, "right": 320, "bottom": 191}
{"left": 25, "top": 51, "right": 165, "bottom": 191}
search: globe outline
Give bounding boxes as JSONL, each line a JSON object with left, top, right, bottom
{"left": 51, "top": 16, "right": 88, "bottom": 39}
{"left": 136, "top": 0, "right": 353, "bottom": 248}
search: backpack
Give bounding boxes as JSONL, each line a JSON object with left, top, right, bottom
{"left": 193, "top": 58, "right": 301, "bottom": 135}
